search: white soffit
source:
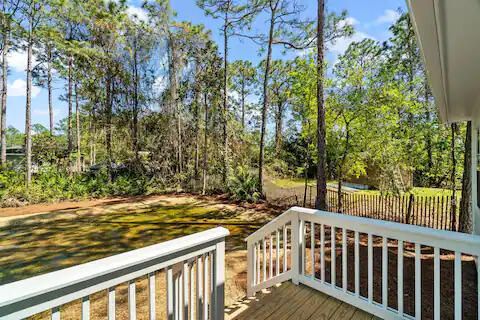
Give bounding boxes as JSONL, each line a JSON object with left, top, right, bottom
{"left": 407, "top": 0, "right": 480, "bottom": 123}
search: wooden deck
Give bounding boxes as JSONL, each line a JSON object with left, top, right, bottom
{"left": 225, "top": 282, "right": 378, "bottom": 320}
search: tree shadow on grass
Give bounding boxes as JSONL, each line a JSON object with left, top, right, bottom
{"left": 0, "top": 199, "right": 265, "bottom": 285}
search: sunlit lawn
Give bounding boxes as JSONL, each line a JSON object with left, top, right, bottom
{"left": 0, "top": 196, "right": 269, "bottom": 286}
{"left": 271, "top": 177, "right": 316, "bottom": 188}
{"left": 358, "top": 186, "right": 454, "bottom": 197}
{"left": 271, "top": 177, "right": 453, "bottom": 197}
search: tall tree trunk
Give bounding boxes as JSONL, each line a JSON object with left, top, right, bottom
{"left": 241, "top": 79, "right": 245, "bottom": 130}
{"left": 67, "top": 55, "right": 73, "bottom": 155}
{"left": 1, "top": 29, "right": 8, "bottom": 165}
{"left": 337, "top": 177, "right": 343, "bottom": 213}
{"left": 459, "top": 121, "right": 473, "bottom": 233}
{"left": 193, "top": 64, "right": 201, "bottom": 183}
{"left": 424, "top": 80, "right": 433, "bottom": 174}
{"left": 202, "top": 92, "right": 208, "bottom": 195}
{"left": 132, "top": 36, "right": 139, "bottom": 160}
{"left": 168, "top": 34, "right": 182, "bottom": 174}
{"left": 315, "top": 0, "right": 327, "bottom": 210}
{"left": 336, "top": 127, "right": 350, "bottom": 213}
{"left": 222, "top": 16, "right": 229, "bottom": 187}
{"left": 90, "top": 104, "right": 97, "bottom": 165}
{"left": 258, "top": 12, "right": 275, "bottom": 195}
{"left": 451, "top": 123, "right": 458, "bottom": 230}
{"left": 274, "top": 101, "right": 283, "bottom": 156}
{"left": 75, "top": 83, "right": 81, "bottom": 172}
{"left": 47, "top": 44, "right": 54, "bottom": 135}
{"left": 89, "top": 109, "right": 93, "bottom": 166}
{"left": 25, "top": 31, "right": 33, "bottom": 185}
{"left": 105, "top": 76, "right": 113, "bottom": 181}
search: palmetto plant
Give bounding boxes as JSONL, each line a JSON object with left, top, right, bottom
{"left": 229, "top": 166, "right": 260, "bottom": 202}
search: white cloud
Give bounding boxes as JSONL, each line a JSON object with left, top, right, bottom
{"left": 329, "top": 31, "right": 375, "bottom": 55}
{"left": 7, "top": 49, "right": 39, "bottom": 73}
{"left": 153, "top": 76, "right": 167, "bottom": 94}
{"left": 375, "top": 9, "right": 401, "bottom": 25}
{"left": 228, "top": 90, "right": 240, "bottom": 102}
{"left": 126, "top": 5, "right": 148, "bottom": 22}
{"left": 338, "top": 17, "right": 358, "bottom": 29}
{"left": 8, "top": 79, "right": 41, "bottom": 98}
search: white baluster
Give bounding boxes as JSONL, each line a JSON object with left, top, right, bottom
{"left": 311, "top": 222, "right": 315, "bottom": 278}
{"left": 179, "top": 266, "right": 184, "bottom": 320}
{"left": 300, "top": 219, "right": 305, "bottom": 276}
{"left": 382, "top": 237, "right": 388, "bottom": 309}
{"left": 434, "top": 247, "right": 440, "bottom": 320}
{"left": 257, "top": 242, "right": 261, "bottom": 284}
{"left": 368, "top": 233, "right": 373, "bottom": 303}
{"left": 190, "top": 262, "right": 195, "bottom": 320}
{"left": 269, "top": 235, "right": 273, "bottom": 278}
{"left": 276, "top": 229, "right": 280, "bottom": 276}
{"left": 415, "top": 243, "right": 421, "bottom": 320}
{"left": 204, "top": 254, "right": 209, "bottom": 320}
{"left": 455, "top": 251, "right": 462, "bottom": 320}
{"left": 51, "top": 307, "right": 60, "bottom": 320}
{"left": 283, "top": 225, "right": 288, "bottom": 273}
{"left": 354, "top": 231, "right": 359, "bottom": 297}
{"left": 320, "top": 224, "right": 325, "bottom": 282}
{"left": 251, "top": 243, "right": 258, "bottom": 288}
{"left": 108, "top": 287, "right": 115, "bottom": 320}
{"left": 196, "top": 256, "right": 203, "bottom": 320}
{"left": 331, "top": 226, "right": 336, "bottom": 288}
{"left": 82, "top": 296, "right": 90, "bottom": 320}
{"left": 149, "top": 273, "right": 156, "bottom": 320}
{"left": 263, "top": 238, "right": 267, "bottom": 282}
{"left": 398, "top": 240, "right": 403, "bottom": 315}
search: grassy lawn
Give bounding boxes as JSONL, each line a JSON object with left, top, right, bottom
{"left": 358, "top": 187, "right": 454, "bottom": 197}
{"left": 0, "top": 195, "right": 282, "bottom": 318}
{"left": 270, "top": 177, "right": 315, "bottom": 188}
{"left": 0, "top": 195, "right": 275, "bottom": 287}
{"left": 270, "top": 177, "right": 453, "bottom": 197}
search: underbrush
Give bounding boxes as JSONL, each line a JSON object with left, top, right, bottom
{"left": 0, "top": 166, "right": 162, "bottom": 207}
{"left": 228, "top": 166, "right": 261, "bottom": 202}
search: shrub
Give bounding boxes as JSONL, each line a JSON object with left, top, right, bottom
{"left": 229, "top": 166, "right": 261, "bottom": 202}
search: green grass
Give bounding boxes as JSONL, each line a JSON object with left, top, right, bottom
{"left": 271, "top": 178, "right": 314, "bottom": 188}
{"left": 358, "top": 187, "right": 454, "bottom": 197}
{"left": 0, "top": 197, "right": 263, "bottom": 285}
{"left": 271, "top": 177, "right": 454, "bottom": 197}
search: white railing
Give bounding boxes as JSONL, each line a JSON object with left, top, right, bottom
{"left": 0, "top": 227, "right": 229, "bottom": 320}
{"left": 246, "top": 207, "right": 480, "bottom": 320}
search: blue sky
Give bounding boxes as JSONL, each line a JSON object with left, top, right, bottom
{"left": 6, "top": 0, "right": 406, "bottom": 131}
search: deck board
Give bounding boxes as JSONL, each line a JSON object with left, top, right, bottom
{"left": 225, "top": 282, "right": 376, "bottom": 320}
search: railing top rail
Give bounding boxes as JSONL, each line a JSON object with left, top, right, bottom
{"left": 0, "top": 227, "right": 229, "bottom": 309}
{"left": 245, "top": 207, "right": 296, "bottom": 242}
{"left": 247, "top": 206, "right": 480, "bottom": 255}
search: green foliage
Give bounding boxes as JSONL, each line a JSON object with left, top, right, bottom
{"left": 0, "top": 165, "right": 157, "bottom": 207}
{"left": 228, "top": 166, "right": 260, "bottom": 202}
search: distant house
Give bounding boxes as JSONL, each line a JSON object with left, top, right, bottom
{"left": 4, "top": 146, "right": 25, "bottom": 165}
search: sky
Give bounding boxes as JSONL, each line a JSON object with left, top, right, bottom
{"left": 6, "top": 0, "right": 406, "bottom": 132}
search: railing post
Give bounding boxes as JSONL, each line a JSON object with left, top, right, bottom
{"left": 246, "top": 240, "right": 255, "bottom": 297}
{"left": 291, "top": 210, "right": 301, "bottom": 285}
{"left": 213, "top": 240, "right": 225, "bottom": 320}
